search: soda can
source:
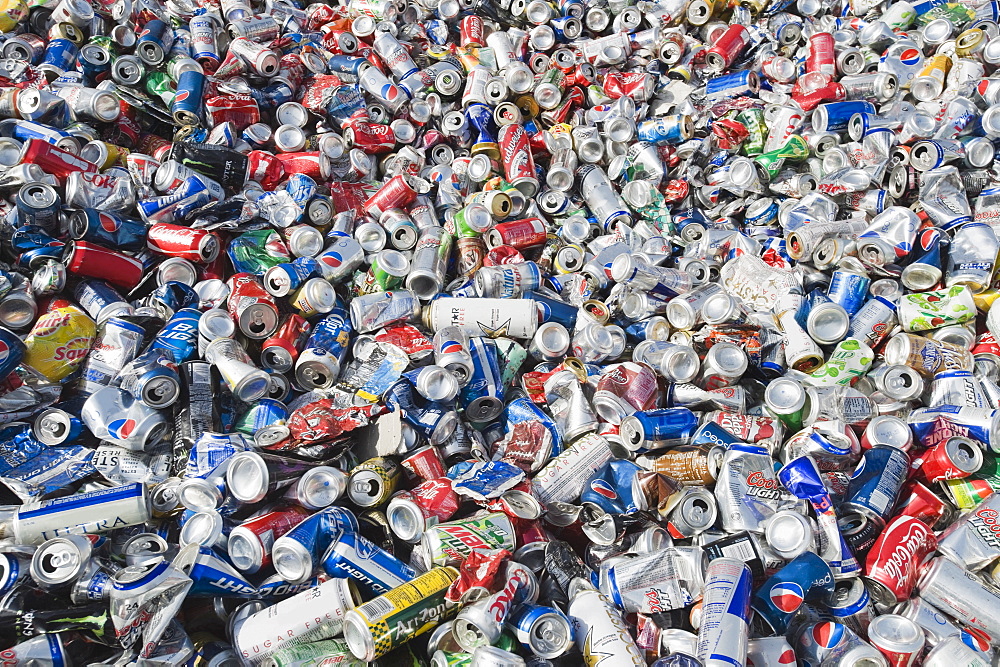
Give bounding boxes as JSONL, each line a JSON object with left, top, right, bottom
{"left": 322, "top": 529, "right": 415, "bottom": 596}
{"left": 566, "top": 582, "right": 645, "bottom": 666}
{"left": 232, "top": 577, "right": 358, "bottom": 664}
{"left": 918, "top": 556, "right": 1000, "bottom": 637}
{"left": 506, "top": 603, "right": 573, "bottom": 659}
{"left": 695, "top": 558, "right": 752, "bottom": 667}
{"left": 867, "top": 614, "right": 924, "bottom": 667}
{"left": 271, "top": 506, "right": 359, "bottom": 584}
{"left": 342, "top": 566, "right": 460, "bottom": 661}
{"left": 841, "top": 445, "right": 909, "bottom": 522}
{"left": 864, "top": 515, "right": 938, "bottom": 605}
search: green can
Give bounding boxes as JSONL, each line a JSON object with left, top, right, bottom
{"left": 737, "top": 108, "right": 767, "bottom": 156}
{"left": 421, "top": 512, "right": 516, "bottom": 567}
{"left": 343, "top": 566, "right": 461, "bottom": 662}
{"left": 806, "top": 337, "right": 874, "bottom": 386}
{"left": 450, "top": 203, "right": 493, "bottom": 238}
{"left": 268, "top": 639, "right": 363, "bottom": 667}
{"left": 358, "top": 249, "right": 410, "bottom": 295}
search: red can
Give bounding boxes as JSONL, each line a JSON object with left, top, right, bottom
{"left": 242, "top": 150, "right": 285, "bottom": 190}
{"left": 363, "top": 174, "right": 417, "bottom": 218}
{"left": 460, "top": 15, "right": 484, "bottom": 47}
{"left": 603, "top": 71, "right": 655, "bottom": 101}
{"left": 863, "top": 514, "right": 937, "bottom": 605}
{"left": 204, "top": 94, "right": 260, "bottom": 131}
{"left": 64, "top": 240, "right": 143, "bottom": 290}
{"left": 896, "top": 480, "right": 949, "bottom": 528}
{"left": 484, "top": 245, "right": 526, "bottom": 266}
{"left": 792, "top": 80, "right": 846, "bottom": 112}
{"left": 705, "top": 24, "right": 749, "bottom": 71}
{"left": 306, "top": 3, "right": 339, "bottom": 29}
{"left": 272, "top": 151, "right": 329, "bottom": 184}
{"left": 806, "top": 32, "right": 836, "bottom": 76}
{"left": 484, "top": 218, "right": 546, "bottom": 249}
{"left": 345, "top": 120, "right": 396, "bottom": 154}
{"left": 229, "top": 505, "right": 311, "bottom": 573}
{"left": 913, "top": 436, "right": 983, "bottom": 483}
{"left": 708, "top": 410, "right": 779, "bottom": 444}
{"left": 227, "top": 273, "right": 280, "bottom": 339}
{"left": 498, "top": 123, "right": 539, "bottom": 198}
{"left": 20, "top": 139, "right": 97, "bottom": 184}
{"left": 147, "top": 223, "right": 221, "bottom": 263}
{"left": 261, "top": 313, "right": 311, "bottom": 373}
{"left": 401, "top": 444, "right": 447, "bottom": 482}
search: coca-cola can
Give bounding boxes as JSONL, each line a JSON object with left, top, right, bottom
{"left": 863, "top": 515, "right": 937, "bottom": 605}
{"left": 147, "top": 223, "right": 221, "bottom": 263}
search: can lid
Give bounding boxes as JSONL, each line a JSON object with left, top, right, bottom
{"left": 226, "top": 451, "right": 269, "bottom": 503}
{"left": 179, "top": 511, "right": 224, "bottom": 547}
{"left": 31, "top": 536, "right": 90, "bottom": 586}
{"left": 227, "top": 526, "right": 263, "bottom": 573}
{"left": 764, "top": 510, "right": 811, "bottom": 556}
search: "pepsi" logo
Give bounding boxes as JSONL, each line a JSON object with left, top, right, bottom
{"left": 962, "top": 628, "right": 992, "bottom": 653}
{"left": 769, "top": 582, "right": 804, "bottom": 613}
{"left": 321, "top": 253, "right": 343, "bottom": 268}
{"left": 108, "top": 418, "right": 137, "bottom": 440}
{"left": 811, "top": 622, "right": 845, "bottom": 649}
{"left": 0, "top": 340, "right": 8, "bottom": 366}
{"left": 589, "top": 479, "right": 617, "bottom": 499}
{"left": 440, "top": 340, "right": 463, "bottom": 354}
{"left": 899, "top": 48, "right": 920, "bottom": 66}
{"left": 99, "top": 213, "right": 121, "bottom": 233}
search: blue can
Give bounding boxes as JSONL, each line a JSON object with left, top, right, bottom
{"left": 321, "top": 529, "right": 415, "bottom": 595}
{"left": 149, "top": 281, "right": 200, "bottom": 315}
{"left": 285, "top": 174, "right": 318, "bottom": 210}
{"left": 460, "top": 337, "right": 505, "bottom": 423}
{"left": 264, "top": 257, "right": 320, "bottom": 297}
{"left": 234, "top": 399, "right": 289, "bottom": 436}
{"left": 827, "top": 268, "right": 870, "bottom": 316}
{"left": 172, "top": 69, "right": 205, "bottom": 125}
{"left": 153, "top": 308, "right": 201, "bottom": 363}
{"left": 260, "top": 79, "right": 295, "bottom": 108}
{"left": 622, "top": 316, "right": 667, "bottom": 341}
{"left": 842, "top": 445, "right": 909, "bottom": 522}
{"left": 814, "top": 100, "right": 876, "bottom": 132}
{"left": 136, "top": 19, "right": 173, "bottom": 66}
{"left": 619, "top": 408, "right": 699, "bottom": 451}
{"left": 751, "top": 552, "right": 834, "bottom": 633}
{"left": 186, "top": 547, "right": 257, "bottom": 597}
{"left": 305, "top": 308, "right": 352, "bottom": 359}
{"left": 327, "top": 55, "right": 367, "bottom": 75}
{"left": 138, "top": 176, "right": 209, "bottom": 223}
{"left": 704, "top": 70, "right": 760, "bottom": 100}
{"left": 636, "top": 114, "right": 692, "bottom": 144}
{"left": 273, "top": 506, "right": 359, "bottom": 584}
{"left": 524, "top": 290, "right": 578, "bottom": 329}
{"left": 551, "top": 15, "right": 578, "bottom": 41}
{"left": 580, "top": 459, "right": 645, "bottom": 514}
{"left": 68, "top": 209, "right": 147, "bottom": 251}
{"left": 507, "top": 603, "right": 573, "bottom": 659}
{"left": 73, "top": 279, "right": 129, "bottom": 321}
{"left": 41, "top": 39, "right": 79, "bottom": 75}
{"left": 0, "top": 325, "right": 26, "bottom": 379}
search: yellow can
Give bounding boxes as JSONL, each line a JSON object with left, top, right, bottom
{"left": 23, "top": 305, "right": 96, "bottom": 381}
{"left": 0, "top": 0, "right": 27, "bottom": 34}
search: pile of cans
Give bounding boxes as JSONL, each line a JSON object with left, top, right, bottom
{"left": 10, "top": 0, "right": 1000, "bottom": 663}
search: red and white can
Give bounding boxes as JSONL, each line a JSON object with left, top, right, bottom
{"left": 863, "top": 514, "right": 937, "bottom": 605}
{"left": 401, "top": 445, "right": 447, "bottom": 482}
{"left": 64, "top": 240, "right": 143, "bottom": 291}
{"left": 484, "top": 217, "right": 547, "bottom": 249}
{"left": 364, "top": 174, "right": 418, "bottom": 218}
{"left": 460, "top": 15, "right": 484, "bottom": 47}
{"left": 806, "top": 32, "right": 836, "bottom": 76}
{"left": 705, "top": 24, "right": 749, "bottom": 71}
{"left": 147, "top": 223, "right": 221, "bottom": 263}
{"left": 603, "top": 71, "right": 655, "bottom": 101}
{"left": 498, "top": 123, "right": 539, "bottom": 198}
{"left": 20, "top": 139, "right": 98, "bottom": 184}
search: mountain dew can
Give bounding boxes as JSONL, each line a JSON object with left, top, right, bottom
{"left": 420, "top": 512, "right": 516, "bottom": 567}
{"left": 266, "top": 638, "right": 363, "bottom": 667}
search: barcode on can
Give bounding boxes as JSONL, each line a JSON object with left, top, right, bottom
{"left": 359, "top": 596, "right": 395, "bottom": 619}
